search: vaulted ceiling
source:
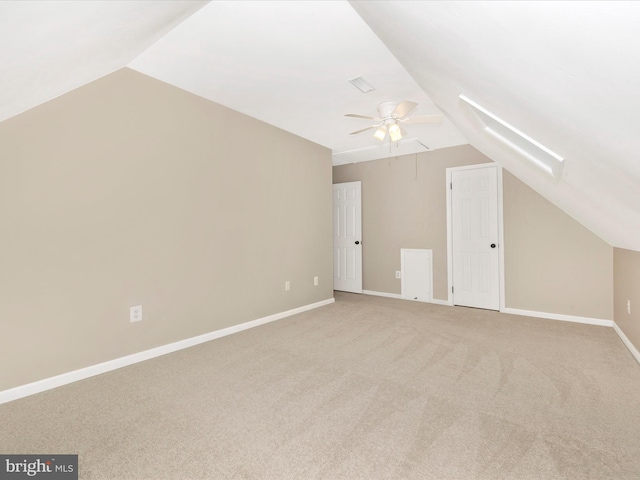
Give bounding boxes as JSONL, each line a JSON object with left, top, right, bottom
{"left": 1, "top": 1, "right": 639, "bottom": 250}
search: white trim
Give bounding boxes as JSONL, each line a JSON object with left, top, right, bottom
{"left": 446, "top": 168, "right": 453, "bottom": 305}
{"left": 363, "top": 289, "right": 451, "bottom": 306}
{"left": 362, "top": 289, "right": 402, "bottom": 300}
{"left": 446, "top": 163, "right": 503, "bottom": 309}
{"left": 0, "top": 298, "right": 335, "bottom": 405}
{"left": 446, "top": 162, "right": 497, "bottom": 173}
{"left": 333, "top": 181, "right": 363, "bottom": 294}
{"left": 430, "top": 298, "right": 453, "bottom": 306}
{"left": 501, "top": 307, "right": 613, "bottom": 327}
{"left": 497, "top": 167, "right": 506, "bottom": 312}
{"left": 613, "top": 322, "right": 640, "bottom": 365}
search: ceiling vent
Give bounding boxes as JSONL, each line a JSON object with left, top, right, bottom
{"left": 348, "top": 76, "right": 375, "bottom": 93}
{"left": 460, "top": 94, "right": 564, "bottom": 179}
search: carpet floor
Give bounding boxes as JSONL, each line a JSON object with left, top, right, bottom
{"left": 1, "top": 292, "right": 640, "bottom": 479}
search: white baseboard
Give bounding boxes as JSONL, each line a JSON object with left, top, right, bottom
{"left": 362, "top": 290, "right": 402, "bottom": 299}
{"left": 363, "top": 290, "right": 452, "bottom": 306}
{"left": 613, "top": 322, "right": 640, "bottom": 365}
{"left": 0, "top": 297, "right": 335, "bottom": 406}
{"left": 495, "top": 308, "right": 640, "bottom": 364}
{"left": 502, "top": 307, "right": 613, "bottom": 327}
{"left": 430, "top": 298, "right": 453, "bottom": 306}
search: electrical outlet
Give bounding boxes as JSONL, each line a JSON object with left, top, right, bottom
{"left": 314, "top": 276, "right": 319, "bottom": 286}
{"left": 285, "top": 280, "right": 290, "bottom": 291}
{"left": 395, "top": 271, "right": 401, "bottom": 279}
{"left": 628, "top": 299, "right": 631, "bottom": 315}
{"left": 130, "top": 305, "right": 142, "bottom": 323}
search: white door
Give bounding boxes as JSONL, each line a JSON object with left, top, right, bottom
{"left": 451, "top": 166, "right": 500, "bottom": 310}
{"left": 333, "top": 181, "right": 362, "bottom": 293}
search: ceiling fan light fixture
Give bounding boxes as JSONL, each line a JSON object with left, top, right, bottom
{"left": 373, "top": 126, "right": 387, "bottom": 141}
{"left": 388, "top": 123, "right": 402, "bottom": 142}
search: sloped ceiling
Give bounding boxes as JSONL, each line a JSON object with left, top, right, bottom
{"left": 351, "top": 1, "right": 640, "bottom": 251}
{"left": 0, "top": 1, "right": 208, "bottom": 122}
{"left": 0, "top": 1, "right": 639, "bottom": 251}
{"left": 129, "top": 0, "right": 468, "bottom": 161}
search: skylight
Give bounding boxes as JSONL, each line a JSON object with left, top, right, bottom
{"left": 459, "top": 94, "right": 564, "bottom": 179}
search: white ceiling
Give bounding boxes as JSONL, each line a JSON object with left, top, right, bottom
{"left": 128, "top": 1, "right": 468, "bottom": 163}
{"left": 351, "top": 1, "right": 640, "bottom": 251}
{"left": 0, "top": 1, "right": 208, "bottom": 122}
{"left": 1, "top": 1, "right": 639, "bottom": 250}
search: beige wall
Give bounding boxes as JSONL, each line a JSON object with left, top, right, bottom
{"left": 503, "top": 171, "right": 613, "bottom": 319}
{"left": 333, "top": 145, "right": 491, "bottom": 299}
{"left": 614, "top": 248, "right": 640, "bottom": 350}
{"left": 0, "top": 68, "right": 333, "bottom": 391}
{"left": 333, "top": 148, "right": 613, "bottom": 320}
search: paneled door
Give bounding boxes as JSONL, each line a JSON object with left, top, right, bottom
{"left": 451, "top": 166, "right": 500, "bottom": 310}
{"left": 333, "top": 181, "right": 362, "bottom": 293}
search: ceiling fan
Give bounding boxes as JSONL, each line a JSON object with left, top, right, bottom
{"left": 345, "top": 101, "right": 443, "bottom": 142}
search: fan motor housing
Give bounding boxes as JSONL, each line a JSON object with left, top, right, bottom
{"left": 377, "top": 101, "right": 398, "bottom": 119}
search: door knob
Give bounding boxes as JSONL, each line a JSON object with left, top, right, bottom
{"left": 355, "top": 241, "right": 360, "bottom": 245}
{"left": 490, "top": 243, "right": 496, "bottom": 248}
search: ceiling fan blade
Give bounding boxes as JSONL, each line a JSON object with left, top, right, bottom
{"left": 399, "top": 124, "right": 408, "bottom": 137}
{"left": 401, "top": 114, "right": 444, "bottom": 124}
{"left": 345, "top": 113, "right": 377, "bottom": 120}
{"left": 392, "top": 101, "right": 418, "bottom": 119}
{"left": 349, "top": 125, "right": 377, "bottom": 135}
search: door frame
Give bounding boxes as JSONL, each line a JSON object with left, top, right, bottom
{"left": 332, "top": 181, "right": 363, "bottom": 293}
{"left": 446, "top": 163, "right": 505, "bottom": 310}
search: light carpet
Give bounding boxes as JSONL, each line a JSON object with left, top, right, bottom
{"left": 1, "top": 292, "right": 640, "bottom": 479}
